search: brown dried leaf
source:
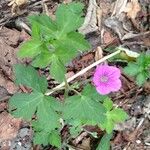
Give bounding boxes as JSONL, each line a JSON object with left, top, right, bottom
{"left": 103, "top": 31, "right": 115, "bottom": 44}
{"left": 95, "top": 46, "right": 103, "bottom": 61}
{"left": 143, "top": 37, "right": 150, "bottom": 47}
{"left": 124, "top": 0, "right": 141, "bottom": 19}
{"left": 8, "top": 0, "right": 28, "bottom": 7}
{"left": 0, "top": 27, "right": 29, "bottom": 80}
{"left": 112, "top": 0, "right": 128, "bottom": 17}
{"left": 0, "top": 112, "right": 22, "bottom": 142}
{"left": 65, "top": 71, "right": 75, "bottom": 79}
{"left": 0, "top": 70, "right": 18, "bottom": 94}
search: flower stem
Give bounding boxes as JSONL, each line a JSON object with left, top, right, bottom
{"left": 45, "top": 49, "right": 121, "bottom": 96}
{"left": 64, "top": 77, "right": 69, "bottom": 98}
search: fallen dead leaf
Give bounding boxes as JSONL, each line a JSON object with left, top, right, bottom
{"left": 0, "top": 27, "right": 22, "bottom": 79}
{"left": 79, "top": 0, "right": 98, "bottom": 34}
{"left": 123, "top": 0, "right": 141, "bottom": 19}
{"left": 113, "top": 132, "right": 123, "bottom": 144}
{"left": 8, "top": 0, "right": 29, "bottom": 15}
{"left": 0, "top": 102, "right": 8, "bottom": 111}
{"left": 0, "top": 27, "right": 30, "bottom": 82}
{"left": 65, "top": 71, "right": 75, "bottom": 79}
{"left": 19, "top": 29, "right": 31, "bottom": 42}
{"left": 120, "top": 47, "right": 140, "bottom": 59}
{"left": 144, "top": 81, "right": 150, "bottom": 94}
{"left": 143, "top": 37, "right": 150, "bottom": 47}
{"left": 63, "top": 0, "right": 72, "bottom": 4}
{"left": 0, "top": 112, "right": 22, "bottom": 142}
{"left": 95, "top": 46, "right": 103, "bottom": 61}
{"left": 114, "top": 117, "right": 136, "bottom": 131}
{"left": 103, "top": 31, "right": 115, "bottom": 44}
{"left": 0, "top": 70, "right": 18, "bottom": 94}
{"left": 78, "top": 137, "right": 91, "bottom": 150}
{"left": 112, "top": 0, "right": 128, "bottom": 17}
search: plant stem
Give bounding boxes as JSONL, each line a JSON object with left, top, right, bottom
{"left": 64, "top": 77, "right": 69, "bottom": 98}
{"left": 45, "top": 49, "right": 121, "bottom": 96}
{"left": 70, "top": 88, "right": 82, "bottom": 96}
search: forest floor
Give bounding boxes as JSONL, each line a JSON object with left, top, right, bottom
{"left": 0, "top": 0, "right": 150, "bottom": 149}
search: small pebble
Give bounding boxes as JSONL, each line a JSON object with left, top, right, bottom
{"left": 136, "top": 140, "right": 141, "bottom": 144}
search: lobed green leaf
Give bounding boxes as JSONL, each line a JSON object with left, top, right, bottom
{"left": 14, "top": 64, "right": 47, "bottom": 93}
{"left": 18, "top": 39, "right": 43, "bottom": 58}
{"left": 96, "top": 133, "right": 113, "bottom": 150}
{"left": 56, "top": 2, "right": 84, "bottom": 34}
{"left": 50, "top": 55, "right": 66, "bottom": 82}
{"left": 124, "top": 63, "right": 139, "bottom": 76}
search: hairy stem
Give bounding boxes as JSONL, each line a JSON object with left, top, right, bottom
{"left": 45, "top": 49, "right": 121, "bottom": 95}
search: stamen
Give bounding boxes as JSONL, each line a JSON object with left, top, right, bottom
{"left": 100, "top": 76, "right": 108, "bottom": 82}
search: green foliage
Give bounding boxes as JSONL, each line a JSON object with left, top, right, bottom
{"left": 68, "top": 120, "right": 82, "bottom": 137}
{"left": 124, "top": 53, "right": 150, "bottom": 86}
{"left": 34, "top": 129, "right": 61, "bottom": 148}
{"left": 9, "top": 64, "right": 62, "bottom": 147}
{"left": 101, "top": 99, "right": 128, "bottom": 134}
{"left": 10, "top": 64, "right": 128, "bottom": 148}
{"left": 18, "top": 2, "right": 90, "bottom": 82}
{"left": 63, "top": 84, "right": 107, "bottom": 126}
{"left": 9, "top": 2, "right": 130, "bottom": 149}
{"left": 96, "top": 133, "right": 113, "bottom": 150}
{"left": 50, "top": 55, "right": 66, "bottom": 82}
{"left": 14, "top": 64, "right": 47, "bottom": 93}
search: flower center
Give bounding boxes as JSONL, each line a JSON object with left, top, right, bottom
{"left": 100, "top": 76, "right": 108, "bottom": 83}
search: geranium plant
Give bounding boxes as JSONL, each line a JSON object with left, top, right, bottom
{"left": 8, "top": 2, "right": 133, "bottom": 149}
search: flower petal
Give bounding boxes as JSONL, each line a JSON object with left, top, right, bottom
{"left": 106, "top": 66, "right": 121, "bottom": 79}
{"left": 96, "top": 85, "right": 111, "bottom": 95}
{"left": 107, "top": 79, "right": 122, "bottom": 92}
{"left": 93, "top": 75, "right": 100, "bottom": 86}
{"left": 93, "top": 64, "right": 122, "bottom": 95}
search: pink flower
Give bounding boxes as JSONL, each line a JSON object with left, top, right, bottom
{"left": 93, "top": 65, "right": 122, "bottom": 95}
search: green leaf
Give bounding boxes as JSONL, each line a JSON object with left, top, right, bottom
{"left": 34, "top": 130, "right": 50, "bottom": 146}
{"left": 64, "top": 94, "right": 106, "bottom": 125}
{"left": 82, "top": 84, "right": 108, "bottom": 102}
{"left": 137, "top": 53, "right": 145, "bottom": 65}
{"left": 29, "top": 15, "right": 57, "bottom": 36}
{"left": 50, "top": 55, "right": 66, "bottom": 82}
{"left": 110, "top": 108, "right": 128, "bottom": 122}
{"left": 70, "top": 125, "right": 82, "bottom": 137}
{"left": 136, "top": 72, "right": 148, "bottom": 86}
{"left": 9, "top": 92, "right": 43, "bottom": 120}
{"left": 96, "top": 133, "right": 112, "bottom": 150}
{"left": 18, "top": 3, "right": 91, "bottom": 76}
{"left": 53, "top": 40, "right": 78, "bottom": 64}
{"left": 103, "top": 99, "right": 113, "bottom": 111}
{"left": 124, "top": 63, "right": 139, "bottom": 76}
{"left": 14, "top": 64, "right": 47, "bottom": 93}
{"left": 10, "top": 92, "right": 61, "bottom": 129}
{"left": 124, "top": 53, "right": 150, "bottom": 86}
{"left": 36, "top": 96, "right": 61, "bottom": 130}
{"left": 31, "top": 22, "right": 41, "bottom": 39}
{"left": 18, "top": 39, "right": 43, "bottom": 58}
{"left": 61, "top": 32, "right": 91, "bottom": 52}
{"left": 67, "top": 119, "right": 82, "bottom": 137}
{"left": 32, "top": 51, "right": 52, "bottom": 68}
{"left": 34, "top": 130, "right": 61, "bottom": 148}
{"left": 49, "top": 130, "right": 61, "bottom": 148}
{"left": 100, "top": 118, "right": 114, "bottom": 134}
{"left": 56, "top": 2, "right": 84, "bottom": 34}
{"left": 100, "top": 106, "right": 128, "bottom": 133}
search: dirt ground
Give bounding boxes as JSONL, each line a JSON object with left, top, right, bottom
{"left": 0, "top": 0, "right": 150, "bottom": 149}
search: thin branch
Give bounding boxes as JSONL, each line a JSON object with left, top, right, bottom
{"left": 45, "top": 49, "right": 121, "bottom": 96}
